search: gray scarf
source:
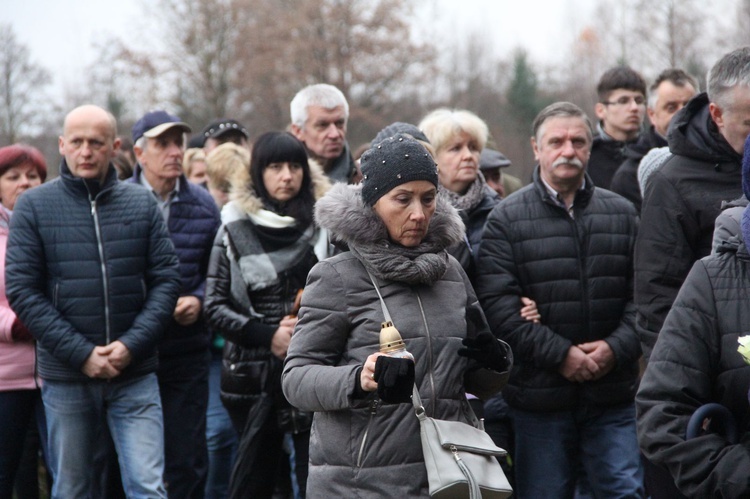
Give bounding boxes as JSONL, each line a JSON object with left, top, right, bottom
{"left": 314, "top": 184, "right": 465, "bottom": 285}
{"left": 442, "top": 173, "right": 488, "bottom": 212}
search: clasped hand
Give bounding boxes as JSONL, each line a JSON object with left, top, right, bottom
{"left": 558, "top": 340, "right": 615, "bottom": 383}
{"left": 81, "top": 340, "right": 132, "bottom": 379}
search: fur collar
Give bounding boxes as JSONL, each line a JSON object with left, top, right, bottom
{"left": 314, "top": 183, "right": 464, "bottom": 252}
{"left": 227, "top": 160, "right": 331, "bottom": 217}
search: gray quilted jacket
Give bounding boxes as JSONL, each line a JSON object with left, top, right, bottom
{"left": 282, "top": 184, "right": 501, "bottom": 497}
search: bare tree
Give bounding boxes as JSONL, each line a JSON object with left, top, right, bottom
{"left": 0, "top": 24, "right": 51, "bottom": 144}
{"left": 232, "top": 0, "right": 435, "bottom": 143}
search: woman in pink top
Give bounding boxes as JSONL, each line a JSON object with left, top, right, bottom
{"left": 0, "top": 144, "right": 47, "bottom": 496}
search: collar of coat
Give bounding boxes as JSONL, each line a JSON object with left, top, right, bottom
{"left": 531, "top": 167, "right": 595, "bottom": 212}
{"left": 226, "top": 160, "right": 331, "bottom": 219}
{"left": 314, "top": 183, "right": 464, "bottom": 252}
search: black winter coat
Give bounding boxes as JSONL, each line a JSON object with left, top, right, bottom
{"left": 476, "top": 169, "right": 640, "bottom": 412}
{"left": 634, "top": 92, "right": 743, "bottom": 361}
{"left": 588, "top": 133, "right": 636, "bottom": 190}
{"left": 6, "top": 161, "right": 181, "bottom": 381}
{"left": 636, "top": 237, "right": 750, "bottom": 497}
{"left": 610, "top": 126, "right": 667, "bottom": 212}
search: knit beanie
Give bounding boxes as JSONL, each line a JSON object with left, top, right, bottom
{"left": 360, "top": 133, "right": 438, "bottom": 206}
{"left": 637, "top": 146, "right": 671, "bottom": 195}
{"left": 372, "top": 122, "right": 430, "bottom": 146}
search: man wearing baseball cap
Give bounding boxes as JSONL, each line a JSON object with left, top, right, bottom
{"left": 199, "top": 118, "right": 250, "bottom": 154}
{"left": 131, "top": 110, "right": 221, "bottom": 497}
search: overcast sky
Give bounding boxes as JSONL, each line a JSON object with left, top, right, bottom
{"left": 2, "top": 0, "right": 598, "bottom": 101}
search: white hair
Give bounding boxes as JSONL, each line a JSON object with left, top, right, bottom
{"left": 290, "top": 84, "right": 349, "bottom": 128}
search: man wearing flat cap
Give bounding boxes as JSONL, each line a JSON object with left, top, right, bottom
{"left": 479, "top": 148, "right": 523, "bottom": 198}
{"left": 200, "top": 118, "right": 250, "bottom": 154}
{"left": 6, "top": 105, "right": 181, "bottom": 497}
{"left": 131, "top": 110, "right": 221, "bottom": 497}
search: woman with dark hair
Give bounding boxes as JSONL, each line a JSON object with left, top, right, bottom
{"left": 0, "top": 144, "right": 48, "bottom": 497}
{"left": 205, "top": 131, "right": 331, "bottom": 498}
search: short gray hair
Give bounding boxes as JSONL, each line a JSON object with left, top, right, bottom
{"left": 531, "top": 102, "right": 593, "bottom": 144}
{"left": 707, "top": 47, "right": 750, "bottom": 110}
{"left": 290, "top": 84, "right": 349, "bottom": 128}
{"left": 647, "top": 68, "right": 699, "bottom": 109}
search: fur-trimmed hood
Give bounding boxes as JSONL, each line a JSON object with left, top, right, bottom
{"left": 227, "top": 160, "right": 331, "bottom": 217}
{"left": 314, "top": 183, "right": 464, "bottom": 251}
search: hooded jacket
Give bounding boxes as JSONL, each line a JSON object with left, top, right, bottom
{"left": 6, "top": 161, "right": 181, "bottom": 381}
{"left": 636, "top": 224, "right": 750, "bottom": 497}
{"left": 475, "top": 168, "right": 640, "bottom": 412}
{"left": 281, "top": 184, "right": 502, "bottom": 497}
{"left": 634, "top": 92, "right": 743, "bottom": 362}
{"left": 610, "top": 126, "right": 668, "bottom": 212}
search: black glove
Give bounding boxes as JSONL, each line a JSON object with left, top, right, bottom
{"left": 374, "top": 355, "right": 415, "bottom": 404}
{"left": 11, "top": 318, "right": 34, "bottom": 342}
{"left": 458, "top": 331, "right": 512, "bottom": 372}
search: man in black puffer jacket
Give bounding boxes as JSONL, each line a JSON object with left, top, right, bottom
{"left": 476, "top": 102, "right": 642, "bottom": 499}
{"left": 5, "top": 105, "right": 181, "bottom": 498}
{"left": 636, "top": 134, "right": 750, "bottom": 497}
{"left": 635, "top": 48, "right": 750, "bottom": 364}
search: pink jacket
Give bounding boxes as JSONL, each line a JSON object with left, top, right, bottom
{"left": 0, "top": 210, "right": 38, "bottom": 391}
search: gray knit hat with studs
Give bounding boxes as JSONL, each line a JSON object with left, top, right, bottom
{"left": 360, "top": 133, "right": 438, "bottom": 206}
{"left": 372, "top": 122, "right": 430, "bottom": 145}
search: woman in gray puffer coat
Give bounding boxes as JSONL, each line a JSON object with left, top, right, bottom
{"left": 282, "top": 134, "right": 512, "bottom": 497}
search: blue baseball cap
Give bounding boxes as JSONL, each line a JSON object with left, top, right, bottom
{"left": 132, "top": 110, "right": 192, "bottom": 142}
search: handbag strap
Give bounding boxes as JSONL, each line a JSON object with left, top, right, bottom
{"left": 366, "top": 270, "right": 483, "bottom": 430}
{"left": 366, "top": 269, "right": 393, "bottom": 323}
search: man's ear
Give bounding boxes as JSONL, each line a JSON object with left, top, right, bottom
{"left": 708, "top": 102, "right": 724, "bottom": 129}
{"left": 113, "top": 137, "right": 122, "bottom": 153}
{"left": 134, "top": 144, "right": 144, "bottom": 164}
{"left": 290, "top": 123, "right": 303, "bottom": 141}
{"left": 594, "top": 102, "right": 607, "bottom": 121}
{"left": 530, "top": 137, "right": 540, "bottom": 162}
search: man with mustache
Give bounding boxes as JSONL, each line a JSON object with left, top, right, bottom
{"left": 588, "top": 66, "right": 648, "bottom": 190}
{"left": 476, "top": 102, "right": 642, "bottom": 498}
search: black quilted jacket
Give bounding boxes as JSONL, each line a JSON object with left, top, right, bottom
{"left": 476, "top": 168, "right": 640, "bottom": 412}
{"left": 636, "top": 237, "right": 750, "bottom": 497}
{"left": 634, "top": 93, "right": 743, "bottom": 362}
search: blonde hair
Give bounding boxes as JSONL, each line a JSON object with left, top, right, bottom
{"left": 205, "top": 142, "right": 250, "bottom": 193}
{"left": 183, "top": 148, "right": 206, "bottom": 179}
{"left": 418, "top": 108, "right": 489, "bottom": 153}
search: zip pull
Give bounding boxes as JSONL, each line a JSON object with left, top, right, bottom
{"left": 90, "top": 199, "right": 96, "bottom": 216}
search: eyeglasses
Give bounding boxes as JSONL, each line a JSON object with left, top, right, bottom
{"left": 602, "top": 96, "right": 646, "bottom": 107}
